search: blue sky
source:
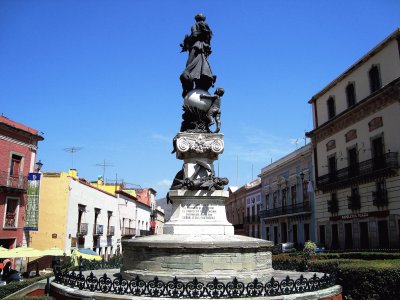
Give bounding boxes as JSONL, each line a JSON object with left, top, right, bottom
{"left": 1, "top": 1, "right": 399, "bottom": 197}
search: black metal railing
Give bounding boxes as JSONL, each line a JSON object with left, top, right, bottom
{"left": 259, "top": 202, "right": 311, "bottom": 219}
{"left": 347, "top": 195, "right": 361, "bottom": 210}
{"left": 93, "top": 224, "right": 104, "bottom": 235}
{"left": 78, "top": 223, "right": 88, "bottom": 236}
{"left": 139, "top": 230, "right": 151, "bottom": 236}
{"left": 107, "top": 226, "right": 115, "bottom": 236}
{"left": 317, "top": 152, "right": 398, "bottom": 191}
{"left": 122, "top": 227, "right": 136, "bottom": 236}
{"left": 327, "top": 200, "right": 338, "bottom": 213}
{"left": 0, "top": 170, "right": 27, "bottom": 190}
{"left": 54, "top": 270, "right": 335, "bottom": 298}
{"left": 4, "top": 212, "right": 17, "bottom": 228}
{"left": 372, "top": 190, "right": 388, "bottom": 207}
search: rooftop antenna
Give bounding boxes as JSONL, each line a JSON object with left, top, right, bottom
{"left": 294, "top": 138, "right": 299, "bottom": 149}
{"left": 63, "top": 147, "right": 83, "bottom": 169}
{"left": 95, "top": 159, "right": 113, "bottom": 182}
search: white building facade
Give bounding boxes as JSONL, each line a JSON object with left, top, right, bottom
{"left": 259, "top": 144, "right": 316, "bottom": 248}
{"left": 66, "top": 177, "right": 122, "bottom": 259}
{"left": 245, "top": 179, "right": 262, "bottom": 238}
{"left": 306, "top": 29, "right": 400, "bottom": 250}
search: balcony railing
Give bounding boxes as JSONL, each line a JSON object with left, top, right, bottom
{"left": 4, "top": 212, "right": 17, "bottom": 228}
{"left": 327, "top": 200, "right": 338, "bottom": 213}
{"left": 77, "top": 223, "right": 88, "bottom": 236}
{"left": 259, "top": 202, "right": 311, "bottom": 219}
{"left": 372, "top": 190, "right": 388, "bottom": 207}
{"left": 347, "top": 195, "right": 361, "bottom": 210}
{"left": 107, "top": 226, "right": 115, "bottom": 236}
{"left": 93, "top": 224, "right": 104, "bottom": 235}
{"left": 317, "top": 152, "right": 398, "bottom": 192}
{"left": 0, "top": 171, "right": 27, "bottom": 191}
{"left": 122, "top": 227, "right": 136, "bottom": 236}
{"left": 139, "top": 230, "right": 151, "bottom": 236}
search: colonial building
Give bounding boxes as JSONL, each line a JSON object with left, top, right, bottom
{"left": 259, "top": 144, "right": 316, "bottom": 248}
{"left": 30, "top": 170, "right": 122, "bottom": 259}
{"left": 306, "top": 29, "right": 400, "bottom": 250}
{"left": 226, "top": 186, "right": 246, "bottom": 235}
{"left": 244, "top": 179, "right": 262, "bottom": 238}
{"left": 0, "top": 116, "right": 43, "bottom": 250}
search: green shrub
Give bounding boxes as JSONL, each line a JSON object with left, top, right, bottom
{"left": 0, "top": 275, "right": 51, "bottom": 299}
{"left": 315, "top": 252, "right": 400, "bottom": 260}
{"left": 272, "top": 255, "right": 400, "bottom": 299}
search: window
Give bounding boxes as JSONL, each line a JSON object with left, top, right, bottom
{"left": 4, "top": 197, "right": 19, "bottom": 228}
{"left": 369, "top": 65, "right": 381, "bottom": 93}
{"left": 290, "top": 185, "right": 297, "bottom": 207}
{"left": 348, "top": 187, "right": 361, "bottom": 210}
{"left": 292, "top": 224, "right": 298, "bottom": 245}
{"left": 371, "top": 136, "right": 385, "bottom": 169}
{"left": 327, "top": 97, "right": 336, "bottom": 119}
{"left": 345, "top": 223, "right": 353, "bottom": 249}
{"left": 265, "top": 193, "right": 270, "bottom": 210}
{"left": 9, "top": 154, "right": 22, "bottom": 177}
{"left": 331, "top": 224, "right": 339, "bottom": 249}
{"left": 328, "top": 193, "right": 338, "bottom": 213}
{"left": 273, "top": 191, "right": 278, "bottom": 209}
{"left": 256, "top": 204, "right": 260, "bottom": 222}
{"left": 378, "top": 220, "right": 389, "bottom": 248}
{"left": 348, "top": 147, "right": 358, "bottom": 177}
{"left": 359, "top": 222, "right": 369, "bottom": 249}
{"left": 346, "top": 82, "right": 356, "bottom": 107}
{"left": 304, "top": 223, "right": 310, "bottom": 242}
{"left": 281, "top": 188, "right": 287, "bottom": 208}
{"left": 373, "top": 180, "right": 388, "bottom": 206}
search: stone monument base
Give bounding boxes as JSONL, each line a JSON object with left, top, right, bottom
{"left": 163, "top": 190, "right": 234, "bottom": 235}
{"left": 121, "top": 234, "right": 273, "bottom": 282}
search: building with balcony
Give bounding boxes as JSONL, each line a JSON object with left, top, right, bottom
{"left": 244, "top": 179, "right": 262, "bottom": 238}
{"left": 306, "top": 29, "right": 400, "bottom": 250}
{"left": 0, "top": 116, "right": 43, "bottom": 250}
{"left": 259, "top": 144, "right": 316, "bottom": 248}
{"left": 226, "top": 186, "right": 246, "bottom": 235}
{"left": 30, "top": 169, "right": 122, "bottom": 260}
{"left": 91, "top": 180, "right": 155, "bottom": 238}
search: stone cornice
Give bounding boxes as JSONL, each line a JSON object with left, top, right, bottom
{"left": 307, "top": 78, "right": 400, "bottom": 143}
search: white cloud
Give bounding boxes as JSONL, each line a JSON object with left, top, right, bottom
{"left": 151, "top": 133, "right": 171, "bottom": 142}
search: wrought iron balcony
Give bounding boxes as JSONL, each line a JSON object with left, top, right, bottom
{"left": 0, "top": 171, "right": 27, "bottom": 191}
{"left": 372, "top": 190, "right": 388, "bottom": 207}
{"left": 122, "top": 227, "right": 136, "bottom": 236}
{"left": 4, "top": 212, "right": 17, "bottom": 228}
{"left": 347, "top": 195, "right": 361, "bottom": 210}
{"left": 259, "top": 202, "right": 311, "bottom": 219}
{"left": 139, "top": 229, "right": 152, "bottom": 236}
{"left": 317, "top": 152, "right": 398, "bottom": 192}
{"left": 107, "top": 226, "right": 115, "bottom": 236}
{"left": 327, "top": 200, "right": 338, "bottom": 213}
{"left": 77, "top": 223, "right": 88, "bottom": 236}
{"left": 93, "top": 224, "right": 104, "bottom": 235}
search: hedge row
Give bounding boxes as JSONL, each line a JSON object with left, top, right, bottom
{"left": 273, "top": 255, "right": 400, "bottom": 300}
{"left": 0, "top": 275, "right": 51, "bottom": 299}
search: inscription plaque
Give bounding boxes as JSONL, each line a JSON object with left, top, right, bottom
{"left": 182, "top": 204, "right": 217, "bottom": 220}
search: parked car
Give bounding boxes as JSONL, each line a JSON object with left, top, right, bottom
{"left": 315, "top": 243, "right": 326, "bottom": 253}
{"left": 272, "top": 242, "right": 296, "bottom": 254}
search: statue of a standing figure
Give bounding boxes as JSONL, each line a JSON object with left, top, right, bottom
{"left": 180, "top": 13, "right": 216, "bottom": 97}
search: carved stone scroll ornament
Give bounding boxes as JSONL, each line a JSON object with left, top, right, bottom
{"left": 176, "top": 134, "right": 224, "bottom": 154}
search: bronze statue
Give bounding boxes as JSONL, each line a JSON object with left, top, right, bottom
{"left": 200, "top": 87, "right": 224, "bottom": 133}
{"left": 180, "top": 14, "right": 216, "bottom": 96}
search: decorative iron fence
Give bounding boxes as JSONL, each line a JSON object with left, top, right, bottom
{"left": 54, "top": 269, "right": 335, "bottom": 298}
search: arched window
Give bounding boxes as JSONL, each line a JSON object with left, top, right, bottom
{"left": 327, "top": 97, "right": 336, "bottom": 119}
{"left": 346, "top": 82, "right": 356, "bottom": 107}
{"left": 369, "top": 65, "right": 381, "bottom": 93}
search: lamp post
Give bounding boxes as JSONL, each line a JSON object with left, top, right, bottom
{"left": 35, "top": 160, "right": 43, "bottom": 172}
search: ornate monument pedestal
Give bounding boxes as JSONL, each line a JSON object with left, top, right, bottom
{"left": 163, "top": 190, "right": 234, "bottom": 235}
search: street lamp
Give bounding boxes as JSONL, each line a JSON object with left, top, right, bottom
{"left": 35, "top": 160, "right": 43, "bottom": 172}
{"left": 300, "top": 172, "right": 305, "bottom": 182}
